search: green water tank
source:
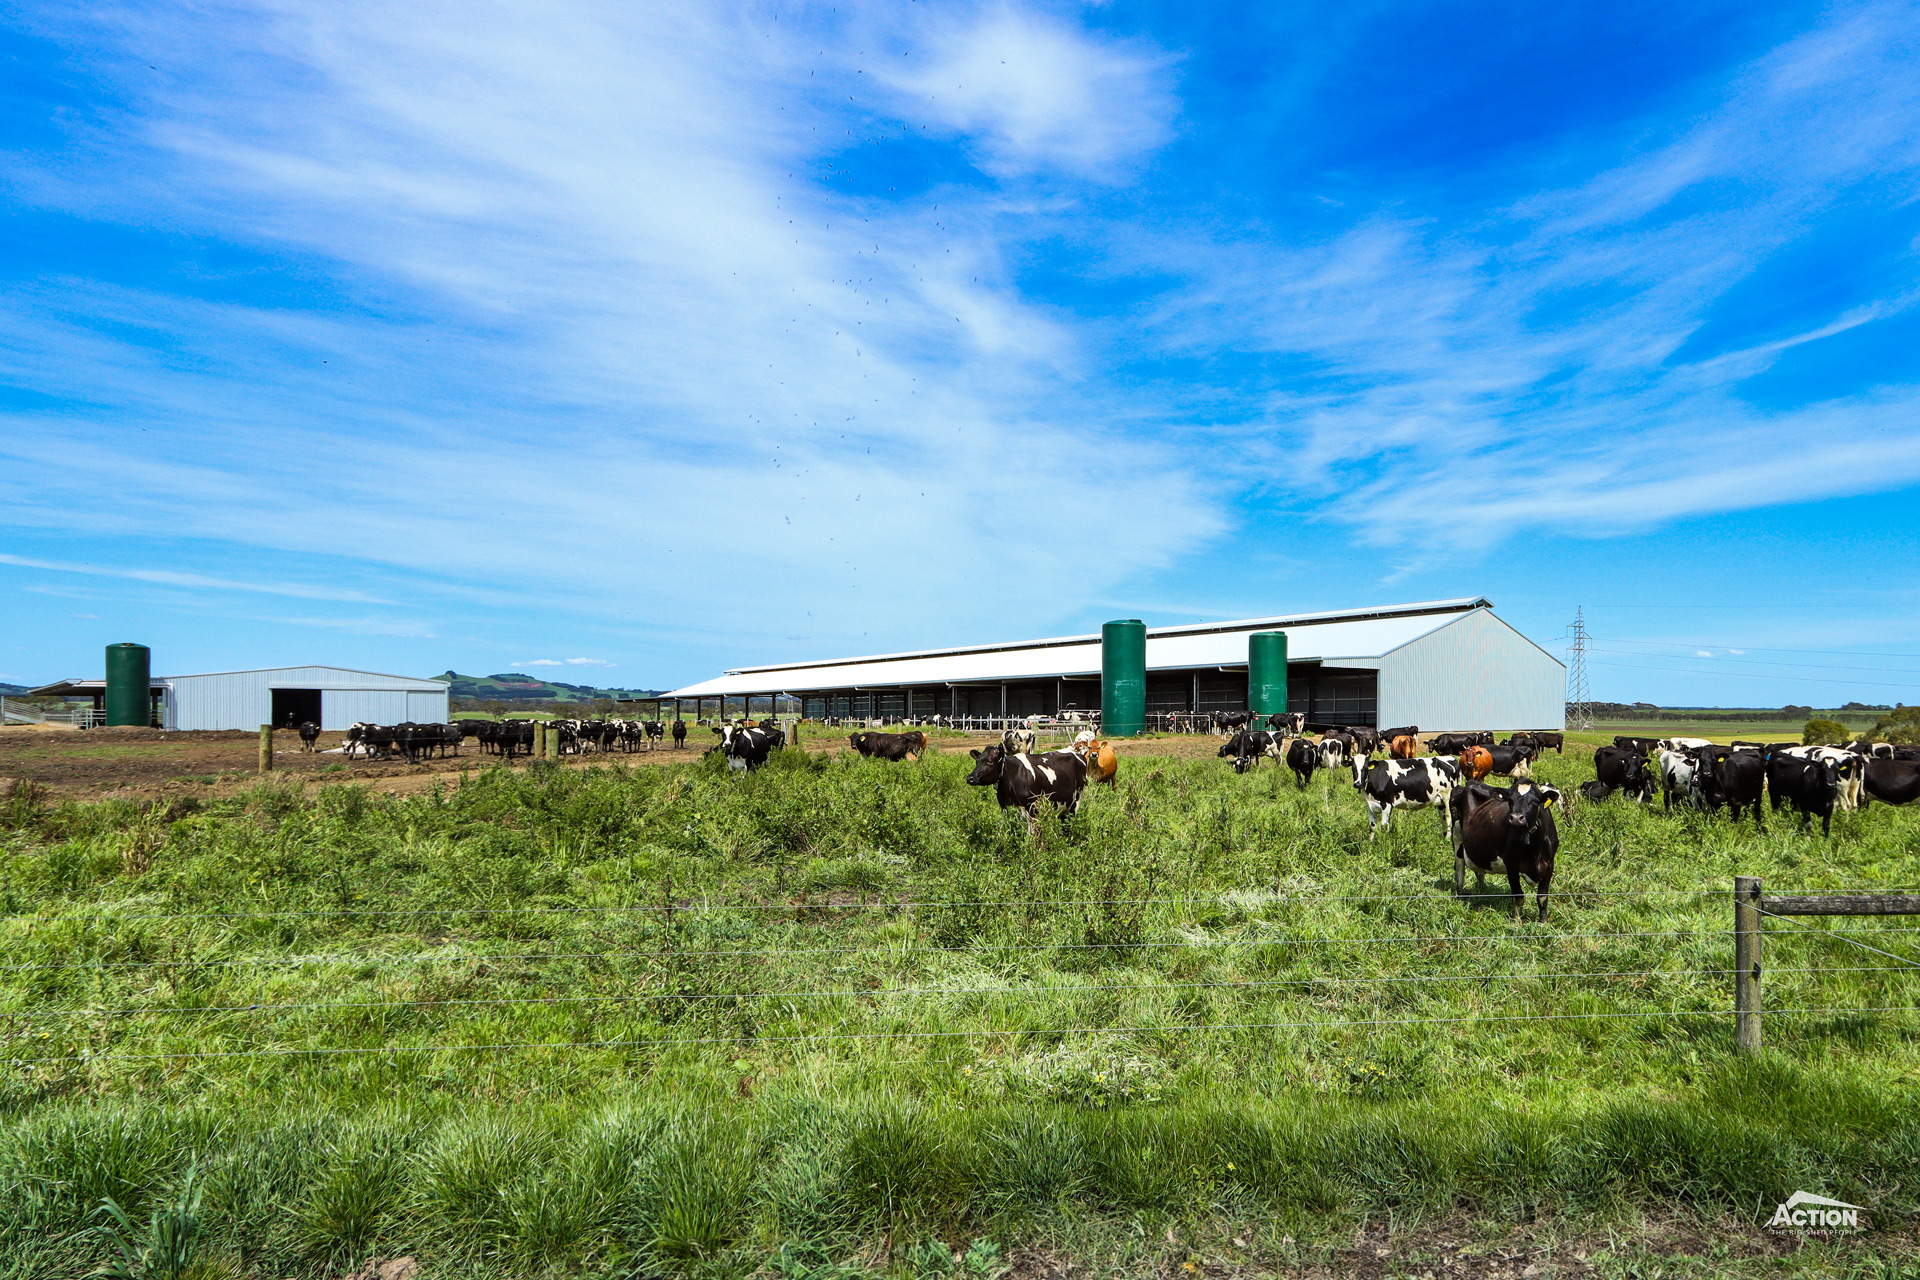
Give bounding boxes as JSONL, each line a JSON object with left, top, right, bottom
{"left": 1101, "top": 619, "right": 1146, "bottom": 737}
{"left": 1248, "top": 631, "right": 1289, "bottom": 719}
{"left": 105, "top": 642, "right": 151, "bottom": 727}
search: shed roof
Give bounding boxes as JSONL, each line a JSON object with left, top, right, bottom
{"left": 29, "top": 666, "right": 448, "bottom": 697}
{"left": 663, "top": 598, "right": 1495, "bottom": 699}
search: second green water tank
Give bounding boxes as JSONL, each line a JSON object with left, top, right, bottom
{"left": 1101, "top": 620, "right": 1146, "bottom": 737}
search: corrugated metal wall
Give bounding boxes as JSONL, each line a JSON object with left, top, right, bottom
{"left": 1376, "top": 609, "right": 1564, "bottom": 732}
{"left": 321, "top": 690, "right": 411, "bottom": 728}
{"left": 163, "top": 668, "right": 446, "bottom": 731}
{"left": 407, "top": 691, "right": 449, "bottom": 722}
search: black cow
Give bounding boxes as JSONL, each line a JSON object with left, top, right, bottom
{"left": 671, "top": 719, "right": 687, "bottom": 748}
{"left": 1344, "top": 727, "right": 1381, "bottom": 756}
{"left": 1593, "top": 746, "right": 1654, "bottom": 803}
{"left": 1578, "top": 779, "right": 1614, "bottom": 803}
{"left": 1426, "top": 733, "right": 1484, "bottom": 756}
{"left": 713, "top": 723, "right": 780, "bottom": 772}
{"left": 1377, "top": 725, "right": 1419, "bottom": 743}
{"left": 1529, "top": 731, "right": 1565, "bottom": 755}
{"left": 298, "top": 721, "right": 320, "bottom": 752}
{"left": 1767, "top": 753, "right": 1842, "bottom": 836}
{"left": 1613, "top": 736, "right": 1659, "bottom": 755}
{"left": 1864, "top": 758, "right": 1920, "bottom": 806}
{"left": 1450, "top": 779, "right": 1562, "bottom": 921}
{"left": 1284, "top": 736, "right": 1319, "bottom": 787}
{"left": 965, "top": 745, "right": 1088, "bottom": 816}
{"left": 850, "top": 730, "right": 927, "bottom": 762}
{"left": 1481, "top": 742, "right": 1535, "bottom": 779}
{"left": 1354, "top": 756, "right": 1459, "bottom": 839}
{"left": 1266, "top": 711, "right": 1306, "bottom": 734}
{"left": 1692, "top": 746, "right": 1765, "bottom": 830}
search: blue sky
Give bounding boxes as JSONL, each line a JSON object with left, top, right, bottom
{"left": 4, "top": 0, "right": 1920, "bottom": 706}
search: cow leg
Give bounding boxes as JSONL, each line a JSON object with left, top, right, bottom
{"left": 1453, "top": 851, "right": 1465, "bottom": 896}
{"left": 1507, "top": 868, "right": 1525, "bottom": 919}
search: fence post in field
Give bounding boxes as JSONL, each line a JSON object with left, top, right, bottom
{"left": 258, "top": 724, "right": 274, "bottom": 774}
{"left": 546, "top": 721, "right": 559, "bottom": 761}
{"left": 534, "top": 721, "right": 547, "bottom": 761}
{"left": 1735, "top": 875, "right": 1763, "bottom": 1055}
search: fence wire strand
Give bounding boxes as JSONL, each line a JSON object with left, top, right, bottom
{"left": 10, "top": 1005, "right": 1920, "bottom": 1068}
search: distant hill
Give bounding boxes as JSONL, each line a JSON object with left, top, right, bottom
{"left": 0, "top": 683, "right": 35, "bottom": 696}
{"left": 439, "top": 671, "right": 667, "bottom": 702}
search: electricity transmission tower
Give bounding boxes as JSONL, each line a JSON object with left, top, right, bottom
{"left": 1566, "top": 607, "right": 1592, "bottom": 730}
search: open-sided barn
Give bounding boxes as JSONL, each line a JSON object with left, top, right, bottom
{"left": 663, "top": 598, "right": 1565, "bottom": 731}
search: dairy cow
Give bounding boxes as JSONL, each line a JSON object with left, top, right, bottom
{"left": 965, "top": 745, "right": 1089, "bottom": 816}
{"left": 1450, "top": 780, "right": 1562, "bottom": 921}
{"left": 1354, "top": 756, "right": 1460, "bottom": 839}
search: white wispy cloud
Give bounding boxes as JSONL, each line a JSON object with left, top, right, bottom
{"left": 0, "top": 552, "right": 391, "bottom": 604}
{"left": 1122, "top": 2, "right": 1920, "bottom": 543}
{"left": 0, "top": 0, "right": 1215, "bottom": 652}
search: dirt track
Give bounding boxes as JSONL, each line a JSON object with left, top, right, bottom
{"left": 0, "top": 723, "right": 1240, "bottom": 804}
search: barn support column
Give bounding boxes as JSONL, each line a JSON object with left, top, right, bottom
{"left": 999, "top": 683, "right": 1007, "bottom": 727}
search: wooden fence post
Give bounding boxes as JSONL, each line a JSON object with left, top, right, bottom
{"left": 534, "top": 721, "right": 547, "bottom": 761}
{"left": 1735, "top": 875, "right": 1763, "bottom": 1055}
{"left": 258, "top": 724, "right": 273, "bottom": 774}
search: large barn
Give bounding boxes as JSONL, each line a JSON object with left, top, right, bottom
{"left": 31, "top": 666, "right": 450, "bottom": 731}
{"left": 662, "top": 597, "right": 1565, "bottom": 732}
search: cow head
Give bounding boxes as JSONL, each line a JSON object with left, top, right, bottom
{"left": 966, "top": 745, "right": 1005, "bottom": 785}
{"left": 1233, "top": 755, "right": 1253, "bottom": 774}
{"left": 1506, "top": 780, "right": 1561, "bottom": 833}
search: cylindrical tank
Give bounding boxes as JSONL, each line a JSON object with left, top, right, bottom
{"left": 1101, "top": 619, "right": 1146, "bottom": 737}
{"left": 1248, "top": 631, "right": 1289, "bottom": 719}
{"left": 104, "top": 643, "right": 151, "bottom": 727}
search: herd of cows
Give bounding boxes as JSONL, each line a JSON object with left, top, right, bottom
{"left": 1588, "top": 735, "right": 1920, "bottom": 835}
{"left": 291, "top": 710, "right": 1920, "bottom": 925}
{"left": 294, "top": 717, "right": 694, "bottom": 762}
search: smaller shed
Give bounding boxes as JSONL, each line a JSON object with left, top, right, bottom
{"left": 160, "top": 667, "right": 450, "bottom": 731}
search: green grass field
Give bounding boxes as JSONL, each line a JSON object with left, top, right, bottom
{"left": 2, "top": 738, "right": 1917, "bottom": 1277}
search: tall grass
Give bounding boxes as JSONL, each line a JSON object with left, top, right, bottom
{"left": 2, "top": 738, "right": 1918, "bottom": 1273}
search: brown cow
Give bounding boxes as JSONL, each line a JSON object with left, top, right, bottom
{"left": 1389, "top": 734, "right": 1418, "bottom": 760}
{"left": 1460, "top": 745, "right": 1494, "bottom": 781}
{"left": 1075, "top": 737, "right": 1120, "bottom": 787}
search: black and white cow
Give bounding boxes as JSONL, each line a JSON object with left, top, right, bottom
{"left": 1285, "top": 736, "right": 1319, "bottom": 787}
{"left": 1266, "top": 711, "right": 1306, "bottom": 734}
{"left": 712, "top": 723, "right": 781, "bottom": 772}
{"left": 1655, "top": 747, "right": 1704, "bottom": 812}
{"left": 1212, "top": 711, "right": 1254, "bottom": 737}
{"left": 1354, "top": 756, "right": 1460, "bottom": 839}
{"left": 1775, "top": 745, "right": 1867, "bottom": 812}
{"left": 1001, "top": 728, "right": 1037, "bottom": 755}
{"left": 965, "top": 744, "right": 1088, "bottom": 816}
{"left": 1450, "top": 779, "right": 1562, "bottom": 921}
{"left": 1318, "top": 732, "right": 1353, "bottom": 771}
{"left": 1219, "top": 729, "right": 1279, "bottom": 772}
{"left": 298, "top": 721, "right": 321, "bottom": 752}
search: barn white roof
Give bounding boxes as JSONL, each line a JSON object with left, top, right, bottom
{"left": 663, "top": 598, "right": 1495, "bottom": 698}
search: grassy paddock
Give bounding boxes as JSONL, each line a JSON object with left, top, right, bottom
{"left": 3, "top": 741, "right": 1918, "bottom": 1275}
